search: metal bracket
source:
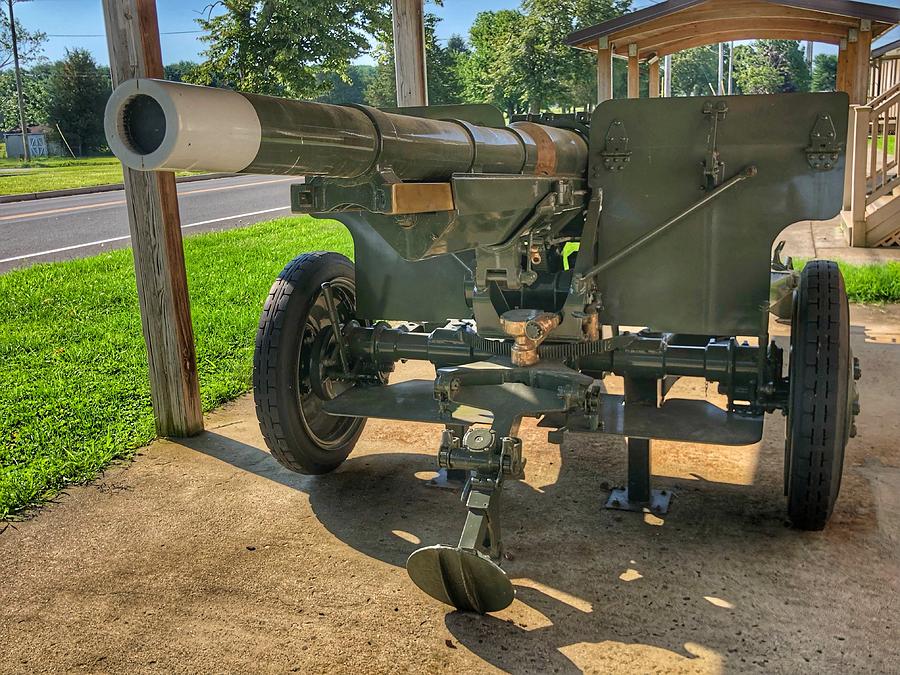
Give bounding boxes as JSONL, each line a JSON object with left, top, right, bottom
{"left": 600, "top": 119, "right": 631, "bottom": 171}
{"left": 702, "top": 100, "right": 728, "bottom": 188}
{"left": 805, "top": 113, "right": 841, "bottom": 171}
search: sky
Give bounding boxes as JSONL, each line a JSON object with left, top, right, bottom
{"left": 11, "top": 0, "right": 900, "bottom": 68}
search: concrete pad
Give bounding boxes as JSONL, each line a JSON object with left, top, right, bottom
{"left": 780, "top": 217, "right": 900, "bottom": 264}
{"left": 2, "top": 306, "right": 899, "bottom": 673}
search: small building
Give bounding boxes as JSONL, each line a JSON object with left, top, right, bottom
{"left": 3, "top": 125, "right": 64, "bottom": 159}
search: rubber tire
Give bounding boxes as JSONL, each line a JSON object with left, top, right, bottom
{"left": 786, "top": 260, "right": 851, "bottom": 531}
{"left": 253, "top": 252, "right": 365, "bottom": 475}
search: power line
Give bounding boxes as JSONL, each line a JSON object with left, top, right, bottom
{"left": 45, "top": 30, "right": 202, "bottom": 37}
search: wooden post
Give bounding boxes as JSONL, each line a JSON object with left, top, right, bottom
{"left": 844, "top": 29, "right": 865, "bottom": 105}
{"left": 648, "top": 59, "right": 660, "bottom": 98}
{"left": 851, "top": 23, "right": 873, "bottom": 105}
{"left": 850, "top": 105, "right": 872, "bottom": 246}
{"left": 627, "top": 44, "right": 640, "bottom": 99}
{"left": 391, "top": 0, "right": 427, "bottom": 106}
{"left": 843, "top": 105, "right": 856, "bottom": 212}
{"left": 597, "top": 38, "right": 613, "bottom": 104}
{"left": 102, "top": 0, "right": 203, "bottom": 437}
{"left": 837, "top": 39, "right": 849, "bottom": 94}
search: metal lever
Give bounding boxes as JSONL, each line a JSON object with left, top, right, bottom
{"left": 579, "top": 165, "right": 758, "bottom": 282}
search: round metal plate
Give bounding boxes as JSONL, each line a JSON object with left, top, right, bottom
{"left": 406, "top": 545, "right": 514, "bottom": 614}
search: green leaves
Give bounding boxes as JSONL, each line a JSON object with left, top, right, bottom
{"left": 0, "top": 2, "right": 46, "bottom": 71}
{"left": 733, "top": 40, "right": 811, "bottom": 95}
{"left": 812, "top": 54, "right": 837, "bottom": 92}
{"left": 188, "top": 0, "right": 390, "bottom": 98}
{"left": 45, "top": 49, "right": 111, "bottom": 155}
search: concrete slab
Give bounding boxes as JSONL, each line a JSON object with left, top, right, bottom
{"left": 2, "top": 305, "right": 899, "bottom": 673}
{"left": 780, "top": 217, "right": 900, "bottom": 264}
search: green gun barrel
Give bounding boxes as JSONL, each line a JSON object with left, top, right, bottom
{"left": 105, "top": 79, "right": 587, "bottom": 180}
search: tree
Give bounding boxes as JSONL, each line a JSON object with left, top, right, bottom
{"left": 365, "top": 14, "right": 467, "bottom": 107}
{"left": 671, "top": 46, "right": 718, "bottom": 97}
{"left": 46, "top": 49, "right": 111, "bottom": 155}
{"left": 190, "top": 0, "right": 389, "bottom": 98}
{"left": 458, "top": 9, "right": 527, "bottom": 117}
{"left": 315, "top": 64, "right": 375, "bottom": 104}
{"left": 0, "top": 65, "right": 49, "bottom": 128}
{"left": 0, "top": 1, "right": 46, "bottom": 70}
{"left": 164, "top": 60, "right": 200, "bottom": 83}
{"left": 460, "top": 1, "right": 630, "bottom": 115}
{"left": 811, "top": 53, "right": 837, "bottom": 92}
{"left": 733, "top": 40, "right": 811, "bottom": 94}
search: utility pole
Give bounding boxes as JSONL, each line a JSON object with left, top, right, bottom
{"left": 717, "top": 42, "right": 725, "bottom": 95}
{"left": 664, "top": 54, "right": 672, "bottom": 97}
{"left": 7, "top": 0, "right": 29, "bottom": 162}
{"left": 728, "top": 41, "right": 734, "bottom": 95}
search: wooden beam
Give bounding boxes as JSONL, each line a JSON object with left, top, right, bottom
{"left": 648, "top": 59, "right": 660, "bottom": 98}
{"left": 102, "top": 0, "right": 203, "bottom": 437}
{"left": 638, "top": 29, "right": 843, "bottom": 58}
{"left": 615, "top": 19, "right": 853, "bottom": 57}
{"left": 627, "top": 45, "right": 640, "bottom": 99}
{"left": 597, "top": 39, "right": 613, "bottom": 104}
{"left": 391, "top": 0, "right": 427, "bottom": 106}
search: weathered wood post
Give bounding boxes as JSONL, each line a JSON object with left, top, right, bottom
{"left": 102, "top": 0, "right": 204, "bottom": 437}
{"left": 391, "top": 0, "right": 428, "bottom": 106}
{"left": 648, "top": 57, "right": 660, "bottom": 98}
{"left": 597, "top": 37, "right": 613, "bottom": 104}
{"left": 627, "top": 44, "right": 640, "bottom": 99}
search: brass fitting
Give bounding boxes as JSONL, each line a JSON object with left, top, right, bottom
{"left": 499, "top": 310, "right": 561, "bottom": 367}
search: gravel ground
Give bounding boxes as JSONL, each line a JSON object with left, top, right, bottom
{"left": 2, "top": 305, "right": 898, "bottom": 674}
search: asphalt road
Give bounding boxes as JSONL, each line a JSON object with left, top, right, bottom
{"left": 0, "top": 174, "right": 296, "bottom": 274}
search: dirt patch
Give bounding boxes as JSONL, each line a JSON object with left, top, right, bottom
{"left": 2, "top": 305, "right": 899, "bottom": 673}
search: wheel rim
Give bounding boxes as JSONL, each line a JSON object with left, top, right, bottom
{"left": 295, "top": 278, "right": 362, "bottom": 451}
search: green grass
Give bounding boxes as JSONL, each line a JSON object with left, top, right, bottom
{"left": 0, "top": 155, "right": 198, "bottom": 196}
{"left": 830, "top": 260, "right": 900, "bottom": 303}
{"left": 875, "top": 134, "right": 896, "bottom": 156}
{"left": 0, "top": 217, "right": 352, "bottom": 519}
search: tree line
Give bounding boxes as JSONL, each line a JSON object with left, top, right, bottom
{"left": 2, "top": 0, "right": 840, "bottom": 157}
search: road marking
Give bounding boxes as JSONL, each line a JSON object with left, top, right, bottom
{"left": 0, "top": 206, "right": 291, "bottom": 264}
{"left": 0, "top": 176, "right": 295, "bottom": 222}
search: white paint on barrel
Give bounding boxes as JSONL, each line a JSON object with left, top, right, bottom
{"left": 105, "top": 78, "right": 262, "bottom": 172}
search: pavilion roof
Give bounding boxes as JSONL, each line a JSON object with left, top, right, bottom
{"left": 567, "top": 0, "right": 900, "bottom": 60}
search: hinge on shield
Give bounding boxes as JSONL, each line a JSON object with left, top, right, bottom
{"left": 805, "top": 113, "right": 841, "bottom": 171}
{"left": 600, "top": 119, "right": 631, "bottom": 171}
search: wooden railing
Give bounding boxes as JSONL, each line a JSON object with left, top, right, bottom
{"left": 846, "top": 84, "right": 900, "bottom": 246}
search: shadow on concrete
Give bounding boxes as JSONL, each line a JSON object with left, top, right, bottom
{"left": 183, "top": 421, "right": 821, "bottom": 672}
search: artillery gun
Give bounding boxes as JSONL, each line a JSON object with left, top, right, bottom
{"left": 106, "top": 78, "right": 861, "bottom": 614}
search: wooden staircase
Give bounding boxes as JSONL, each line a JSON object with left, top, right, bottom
{"left": 843, "top": 83, "right": 900, "bottom": 247}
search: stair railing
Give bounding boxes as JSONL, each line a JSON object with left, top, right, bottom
{"left": 847, "top": 85, "right": 900, "bottom": 245}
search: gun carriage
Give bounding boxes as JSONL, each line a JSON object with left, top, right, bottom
{"left": 107, "top": 78, "right": 860, "bottom": 613}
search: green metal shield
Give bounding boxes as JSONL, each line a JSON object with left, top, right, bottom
{"left": 590, "top": 92, "right": 849, "bottom": 336}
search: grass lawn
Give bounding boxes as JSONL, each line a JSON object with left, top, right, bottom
{"left": 0, "top": 221, "right": 898, "bottom": 520}
{"left": 0, "top": 155, "right": 198, "bottom": 196}
{"left": 875, "top": 134, "right": 896, "bottom": 156}
{"left": 0, "top": 217, "right": 352, "bottom": 519}
{"left": 832, "top": 260, "right": 900, "bottom": 303}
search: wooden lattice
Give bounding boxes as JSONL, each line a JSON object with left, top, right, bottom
{"left": 874, "top": 229, "right": 900, "bottom": 247}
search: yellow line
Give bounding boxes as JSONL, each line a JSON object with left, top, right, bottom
{"left": 0, "top": 176, "right": 295, "bottom": 222}
{"left": 0, "top": 199, "right": 124, "bottom": 221}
